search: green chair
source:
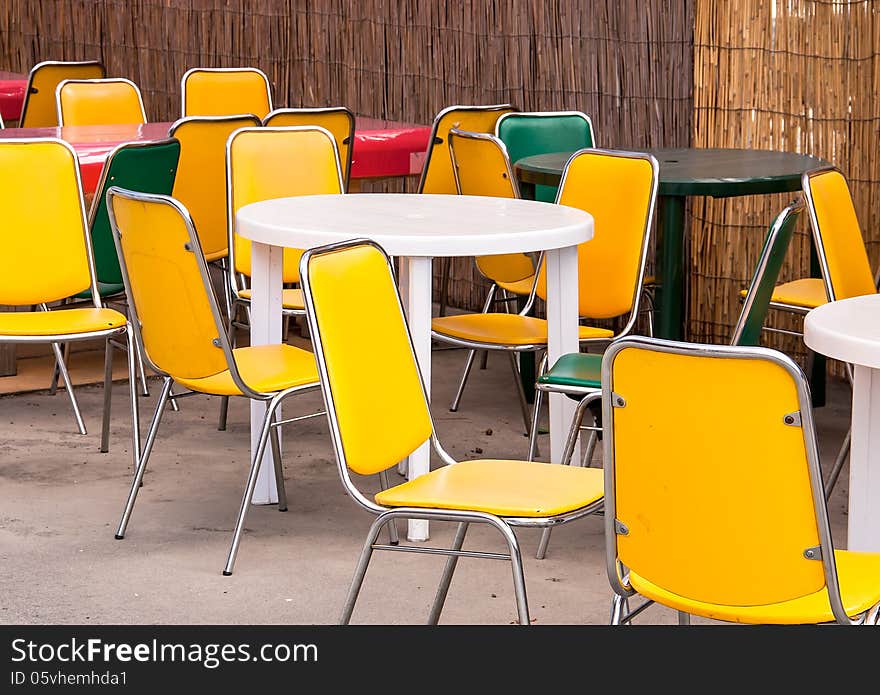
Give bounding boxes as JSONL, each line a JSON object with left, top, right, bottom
{"left": 52, "top": 138, "right": 181, "bottom": 407}
{"left": 495, "top": 110, "right": 595, "bottom": 203}
{"left": 527, "top": 197, "right": 805, "bottom": 559}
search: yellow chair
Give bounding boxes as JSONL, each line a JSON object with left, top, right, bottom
{"left": 167, "top": 115, "right": 261, "bottom": 336}
{"left": 19, "top": 60, "right": 105, "bottom": 128}
{"left": 263, "top": 107, "right": 356, "bottom": 190}
{"left": 181, "top": 67, "right": 272, "bottom": 119}
{"left": 0, "top": 138, "right": 138, "bottom": 460}
{"left": 106, "top": 186, "right": 322, "bottom": 576}
{"left": 432, "top": 148, "right": 659, "bottom": 436}
{"left": 299, "top": 239, "right": 605, "bottom": 624}
{"left": 418, "top": 103, "right": 519, "bottom": 316}
{"left": 219, "top": 125, "right": 344, "bottom": 429}
{"left": 602, "top": 336, "right": 880, "bottom": 625}
{"left": 56, "top": 78, "right": 146, "bottom": 126}
{"left": 445, "top": 127, "right": 539, "bottom": 411}
{"left": 747, "top": 166, "right": 876, "bottom": 498}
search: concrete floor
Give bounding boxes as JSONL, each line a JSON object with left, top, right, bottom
{"left": 0, "top": 327, "right": 854, "bottom": 625}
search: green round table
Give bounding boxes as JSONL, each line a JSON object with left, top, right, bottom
{"left": 514, "top": 147, "right": 830, "bottom": 340}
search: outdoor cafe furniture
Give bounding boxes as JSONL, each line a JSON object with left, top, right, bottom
{"left": 56, "top": 77, "right": 147, "bottom": 126}
{"left": 602, "top": 335, "right": 880, "bottom": 625}
{"left": 105, "top": 186, "right": 322, "bottom": 577}
{"left": 418, "top": 103, "right": 518, "bottom": 318}
{"left": 299, "top": 239, "right": 605, "bottom": 625}
{"left": 17, "top": 61, "right": 106, "bottom": 127}
{"left": 513, "top": 147, "right": 829, "bottom": 341}
{"left": 181, "top": 66, "right": 273, "bottom": 119}
{"left": 0, "top": 138, "right": 138, "bottom": 460}
{"left": 535, "top": 198, "right": 806, "bottom": 561}
{"left": 263, "top": 107, "right": 356, "bottom": 189}
{"left": 235, "top": 191, "right": 593, "bottom": 542}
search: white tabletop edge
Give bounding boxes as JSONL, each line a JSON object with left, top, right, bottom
{"left": 804, "top": 294, "right": 880, "bottom": 370}
{"left": 235, "top": 193, "right": 593, "bottom": 257}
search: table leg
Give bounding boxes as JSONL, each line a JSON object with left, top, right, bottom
{"left": 807, "top": 236, "right": 826, "bottom": 408}
{"left": 399, "top": 256, "right": 432, "bottom": 541}
{"left": 544, "top": 246, "right": 580, "bottom": 464}
{"left": 846, "top": 365, "right": 880, "bottom": 551}
{"left": 248, "top": 240, "right": 282, "bottom": 505}
{"left": 655, "top": 195, "right": 686, "bottom": 341}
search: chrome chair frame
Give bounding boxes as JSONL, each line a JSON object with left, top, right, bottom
{"left": 300, "top": 238, "right": 604, "bottom": 625}
{"left": 180, "top": 67, "right": 273, "bottom": 118}
{"left": 601, "top": 335, "right": 879, "bottom": 626}
{"left": 106, "top": 186, "right": 323, "bottom": 576}
{"left": 433, "top": 147, "right": 659, "bottom": 437}
{"left": 55, "top": 78, "right": 147, "bottom": 126}
{"left": 0, "top": 137, "right": 139, "bottom": 461}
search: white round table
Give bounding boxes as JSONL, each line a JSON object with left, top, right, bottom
{"left": 236, "top": 193, "right": 594, "bottom": 541}
{"left": 804, "top": 293, "right": 880, "bottom": 552}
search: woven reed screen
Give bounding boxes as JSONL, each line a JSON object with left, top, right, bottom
{"left": 0, "top": 0, "right": 693, "bottom": 312}
{"left": 691, "top": 0, "right": 879, "bottom": 373}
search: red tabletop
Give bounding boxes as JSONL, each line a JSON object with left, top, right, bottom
{"left": 0, "top": 117, "right": 431, "bottom": 192}
{"left": 0, "top": 71, "right": 27, "bottom": 122}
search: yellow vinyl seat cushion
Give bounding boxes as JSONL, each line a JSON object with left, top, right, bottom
{"left": 628, "top": 549, "right": 880, "bottom": 624}
{"left": 375, "top": 459, "right": 604, "bottom": 517}
{"left": 0, "top": 307, "right": 126, "bottom": 336}
{"left": 237, "top": 288, "right": 305, "bottom": 311}
{"left": 204, "top": 249, "right": 227, "bottom": 263}
{"left": 431, "top": 313, "right": 613, "bottom": 346}
{"left": 739, "top": 278, "right": 828, "bottom": 310}
{"left": 174, "top": 344, "right": 318, "bottom": 396}
{"left": 496, "top": 276, "right": 536, "bottom": 296}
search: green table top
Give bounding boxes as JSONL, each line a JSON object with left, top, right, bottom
{"left": 514, "top": 147, "right": 831, "bottom": 197}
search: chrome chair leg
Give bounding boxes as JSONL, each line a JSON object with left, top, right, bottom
{"left": 51, "top": 341, "right": 87, "bottom": 435}
{"left": 100, "top": 338, "right": 114, "bottom": 453}
{"left": 449, "top": 348, "right": 477, "bottom": 412}
{"left": 527, "top": 354, "right": 549, "bottom": 461}
{"left": 490, "top": 516, "right": 530, "bottom": 625}
{"left": 115, "top": 377, "right": 174, "bottom": 539}
{"left": 223, "top": 394, "right": 283, "bottom": 576}
{"left": 269, "top": 414, "right": 287, "bottom": 512}
{"left": 135, "top": 345, "right": 150, "bottom": 397}
{"left": 427, "top": 522, "right": 469, "bottom": 624}
{"left": 125, "top": 329, "right": 141, "bottom": 468}
{"left": 610, "top": 593, "right": 626, "bottom": 625}
{"left": 507, "top": 352, "right": 533, "bottom": 436}
{"left": 339, "top": 511, "right": 390, "bottom": 624}
{"left": 824, "top": 428, "right": 851, "bottom": 500}
{"left": 378, "top": 470, "right": 399, "bottom": 545}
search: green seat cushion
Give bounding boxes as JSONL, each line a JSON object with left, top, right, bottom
{"left": 73, "top": 282, "right": 125, "bottom": 300}
{"left": 539, "top": 352, "right": 602, "bottom": 390}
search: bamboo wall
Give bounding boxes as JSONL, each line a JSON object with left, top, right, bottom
{"left": 0, "top": 0, "right": 694, "bottom": 312}
{"left": 691, "top": 0, "right": 879, "bottom": 370}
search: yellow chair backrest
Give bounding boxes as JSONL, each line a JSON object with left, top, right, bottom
{"left": 536, "top": 149, "right": 658, "bottom": 319}
{"left": 448, "top": 128, "right": 534, "bottom": 284}
{"left": 228, "top": 126, "right": 344, "bottom": 284}
{"left": 181, "top": 68, "right": 272, "bottom": 119}
{"left": 20, "top": 60, "right": 105, "bottom": 128}
{"left": 168, "top": 114, "right": 262, "bottom": 260}
{"left": 263, "top": 107, "right": 356, "bottom": 189}
{"left": 106, "top": 189, "right": 230, "bottom": 381}
{"left": 418, "top": 104, "right": 517, "bottom": 195}
{"left": 56, "top": 78, "right": 146, "bottom": 126}
{"left": 804, "top": 167, "right": 875, "bottom": 301}
{"left": 604, "top": 339, "right": 831, "bottom": 607}
{"left": 302, "top": 241, "right": 433, "bottom": 476}
{"left": 0, "top": 139, "right": 95, "bottom": 305}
